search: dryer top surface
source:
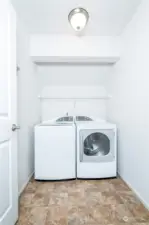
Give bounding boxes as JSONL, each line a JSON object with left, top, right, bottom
{"left": 75, "top": 116, "right": 106, "bottom": 124}
{"left": 76, "top": 120, "right": 116, "bottom": 130}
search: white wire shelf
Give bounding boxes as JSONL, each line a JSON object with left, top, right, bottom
{"left": 38, "top": 96, "right": 112, "bottom": 100}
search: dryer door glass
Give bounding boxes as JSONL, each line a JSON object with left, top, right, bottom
{"left": 84, "top": 132, "right": 110, "bottom": 156}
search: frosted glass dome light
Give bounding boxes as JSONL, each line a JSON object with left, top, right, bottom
{"left": 68, "top": 8, "right": 89, "bottom": 32}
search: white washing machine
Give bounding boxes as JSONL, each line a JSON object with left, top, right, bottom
{"left": 76, "top": 116, "right": 117, "bottom": 179}
{"left": 34, "top": 116, "right": 76, "bottom": 180}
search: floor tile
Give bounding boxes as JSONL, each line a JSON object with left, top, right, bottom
{"left": 31, "top": 192, "right": 50, "bottom": 207}
{"left": 28, "top": 207, "right": 48, "bottom": 225}
{"left": 86, "top": 190, "right": 123, "bottom": 206}
{"left": 36, "top": 182, "right": 55, "bottom": 194}
{"left": 110, "top": 178, "right": 130, "bottom": 191}
{"left": 17, "top": 178, "right": 149, "bottom": 225}
{"left": 49, "top": 191, "right": 68, "bottom": 206}
{"left": 127, "top": 203, "right": 149, "bottom": 222}
{"left": 20, "top": 193, "right": 34, "bottom": 207}
{"left": 68, "top": 205, "right": 97, "bottom": 225}
{"left": 45, "top": 206, "right": 67, "bottom": 225}
{"left": 17, "top": 207, "right": 30, "bottom": 225}
{"left": 17, "top": 207, "right": 48, "bottom": 225}
{"left": 117, "top": 191, "right": 141, "bottom": 205}
{"left": 24, "top": 181, "right": 39, "bottom": 194}
{"left": 111, "top": 203, "right": 136, "bottom": 223}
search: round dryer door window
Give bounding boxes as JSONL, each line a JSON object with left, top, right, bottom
{"left": 84, "top": 132, "right": 110, "bottom": 156}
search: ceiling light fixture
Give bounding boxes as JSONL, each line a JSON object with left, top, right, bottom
{"left": 68, "top": 8, "right": 89, "bottom": 32}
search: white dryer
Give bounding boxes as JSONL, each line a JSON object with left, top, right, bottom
{"left": 34, "top": 116, "right": 76, "bottom": 180}
{"left": 76, "top": 116, "right": 117, "bottom": 179}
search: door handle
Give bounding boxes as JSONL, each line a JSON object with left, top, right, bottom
{"left": 12, "top": 124, "right": 20, "bottom": 131}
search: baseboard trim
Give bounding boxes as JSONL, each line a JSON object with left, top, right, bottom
{"left": 18, "top": 172, "right": 34, "bottom": 196}
{"left": 118, "top": 174, "right": 149, "bottom": 210}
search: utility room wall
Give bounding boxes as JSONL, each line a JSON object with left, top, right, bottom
{"left": 107, "top": 0, "right": 149, "bottom": 209}
{"left": 36, "top": 64, "right": 111, "bottom": 121}
{"left": 17, "top": 19, "right": 40, "bottom": 194}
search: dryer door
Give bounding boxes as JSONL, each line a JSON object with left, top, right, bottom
{"left": 84, "top": 132, "right": 110, "bottom": 156}
{"left": 80, "top": 129, "right": 115, "bottom": 162}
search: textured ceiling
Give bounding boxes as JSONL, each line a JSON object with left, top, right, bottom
{"left": 12, "top": 0, "right": 142, "bottom": 35}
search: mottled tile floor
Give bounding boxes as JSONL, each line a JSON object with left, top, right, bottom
{"left": 16, "top": 178, "right": 149, "bottom": 225}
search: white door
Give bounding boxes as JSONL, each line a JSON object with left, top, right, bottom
{"left": 0, "top": 1, "right": 18, "bottom": 225}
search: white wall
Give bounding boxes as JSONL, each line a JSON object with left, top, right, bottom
{"left": 107, "top": 0, "right": 149, "bottom": 208}
{"left": 37, "top": 64, "right": 111, "bottom": 121}
{"left": 37, "top": 64, "right": 109, "bottom": 86}
{"left": 30, "top": 35, "right": 120, "bottom": 63}
{"left": 17, "top": 20, "right": 40, "bottom": 193}
{"left": 30, "top": 35, "right": 119, "bottom": 122}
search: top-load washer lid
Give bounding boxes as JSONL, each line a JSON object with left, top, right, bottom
{"left": 56, "top": 116, "right": 74, "bottom": 122}
{"left": 39, "top": 116, "right": 74, "bottom": 126}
